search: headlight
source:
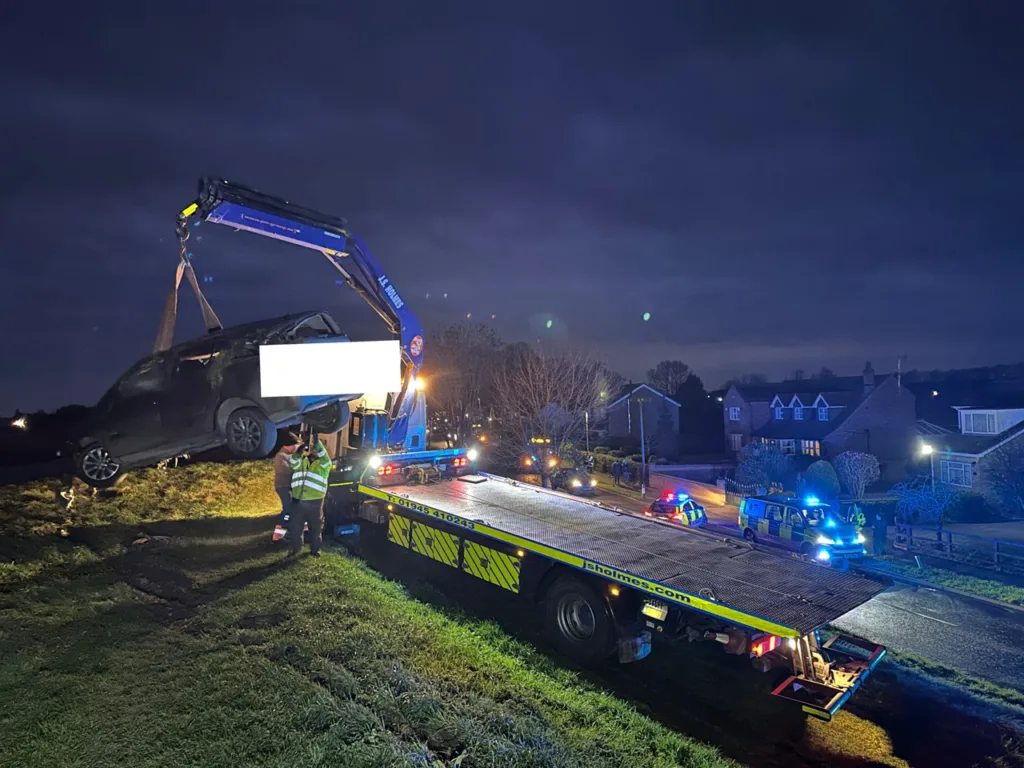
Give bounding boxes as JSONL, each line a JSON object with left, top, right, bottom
{"left": 856, "top": 532, "right": 866, "bottom": 544}
{"left": 571, "top": 479, "right": 582, "bottom": 488}
{"left": 590, "top": 478, "right": 597, "bottom": 486}
{"left": 467, "top": 448, "right": 479, "bottom": 462}
{"left": 816, "top": 535, "right": 834, "bottom": 545}
{"left": 368, "top": 455, "right": 382, "bottom": 469}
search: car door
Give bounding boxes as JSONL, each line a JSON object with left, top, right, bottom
{"left": 103, "top": 356, "right": 169, "bottom": 458}
{"left": 160, "top": 348, "right": 223, "bottom": 443}
{"left": 764, "top": 504, "right": 784, "bottom": 539}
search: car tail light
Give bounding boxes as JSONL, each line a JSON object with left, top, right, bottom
{"left": 643, "top": 510, "right": 652, "bottom": 517}
{"left": 452, "top": 457, "right": 467, "bottom": 468}
{"left": 751, "top": 635, "right": 781, "bottom": 657}
{"left": 378, "top": 464, "right": 395, "bottom": 476}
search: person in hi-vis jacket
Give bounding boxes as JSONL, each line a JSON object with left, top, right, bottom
{"left": 285, "top": 437, "right": 332, "bottom": 557}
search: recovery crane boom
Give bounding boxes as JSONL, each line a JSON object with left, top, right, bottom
{"left": 175, "top": 178, "right": 425, "bottom": 449}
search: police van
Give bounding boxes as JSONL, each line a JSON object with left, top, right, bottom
{"left": 738, "top": 495, "right": 865, "bottom": 569}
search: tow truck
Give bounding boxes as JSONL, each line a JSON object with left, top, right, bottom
{"left": 173, "top": 177, "right": 889, "bottom": 722}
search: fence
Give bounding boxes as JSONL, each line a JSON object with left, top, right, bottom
{"left": 893, "top": 522, "right": 1024, "bottom": 574}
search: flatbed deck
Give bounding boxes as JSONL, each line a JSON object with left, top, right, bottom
{"left": 360, "top": 473, "right": 888, "bottom": 637}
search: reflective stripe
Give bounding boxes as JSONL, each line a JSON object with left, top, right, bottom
{"left": 291, "top": 472, "right": 328, "bottom": 488}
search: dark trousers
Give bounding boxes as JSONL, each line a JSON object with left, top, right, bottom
{"left": 290, "top": 498, "right": 324, "bottom": 554}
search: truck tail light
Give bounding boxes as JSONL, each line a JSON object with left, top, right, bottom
{"left": 751, "top": 635, "right": 781, "bottom": 658}
{"left": 452, "top": 457, "right": 467, "bottom": 468}
{"left": 378, "top": 464, "right": 395, "bottom": 476}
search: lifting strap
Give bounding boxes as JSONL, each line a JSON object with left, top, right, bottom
{"left": 153, "top": 223, "right": 223, "bottom": 353}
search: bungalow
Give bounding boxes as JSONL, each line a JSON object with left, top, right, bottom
{"left": 722, "top": 363, "right": 917, "bottom": 482}
{"left": 921, "top": 394, "right": 1024, "bottom": 497}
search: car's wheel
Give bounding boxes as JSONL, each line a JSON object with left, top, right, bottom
{"left": 225, "top": 408, "right": 277, "bottom": 458}
{"left": 303, "top": 400, "right": 350, "bottom": 434}
{"left": 799, "top": 542, "right": 813, "bottom": 558}
{"left": 743, "top": 528, "right": 757, "bottom": 542}
{"left": 543, "top": 575, "right": 614, "bottom": 666}
{"left": 76, "top": 443, "right": 123, "bottom": 488}
{"left": 832, "top": 556, "right": 850, "bottom": 572}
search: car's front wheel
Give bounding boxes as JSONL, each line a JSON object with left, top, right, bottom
{"left": 302, "top": 400, "right": 349, "bottom": 434}
{"left": 76, "top": 443, "right": 123, "bottom": 488}
{"left": 225, "top": 408, "right": 277, "bottom": 458}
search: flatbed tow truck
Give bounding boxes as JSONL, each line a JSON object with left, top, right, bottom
{"left": 175, "top": 177, "right": 889, "bottom": 723}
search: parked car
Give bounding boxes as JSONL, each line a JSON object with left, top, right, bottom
{"left": 550, "top": 467, "right": 598, "bottom": 496}
{"left": 644, "top": 492, "right": 708, "bottom": 527}
{"left": 70, "top": 311, "right": 359, "bottom": 487}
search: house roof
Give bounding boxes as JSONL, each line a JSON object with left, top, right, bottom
{"left": 608, "top": 383, "right": 681, "bottom": 409}
{"left": 931, "top": 420, "right": 1024, "bottom": 457}
{"left": 748, "top": 376, "right": 892, "bottom": 441}
{"left": 733, "top": 374, "right": 890, "bottom": 404}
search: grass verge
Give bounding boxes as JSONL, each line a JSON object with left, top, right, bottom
{"left": 0, "top": 464, "right": 731, "bottom": 768}
{"left": 873, "top": 556, "right": 1024, "bottom": 607}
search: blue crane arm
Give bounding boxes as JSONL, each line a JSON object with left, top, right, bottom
{"left": 178, "top": 177, "right": 424, "bottom": 448}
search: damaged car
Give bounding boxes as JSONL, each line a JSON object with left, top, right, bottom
{"left": 71, "top": 311, "right": 358, "bottom": 487}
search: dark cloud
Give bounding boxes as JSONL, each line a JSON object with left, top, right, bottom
{"left": 1, "top": 1, "right": 1022, "bottom": 410}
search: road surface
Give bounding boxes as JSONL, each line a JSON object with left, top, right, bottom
{"left": 583, "top": 476, "right": 1024, "bottom": 691}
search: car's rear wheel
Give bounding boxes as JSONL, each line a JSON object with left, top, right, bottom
{"left": 76, "top": 443, "right": 123, "bottom": 488}
{"left": 302, "top": 400, "right": 349, "bottom": 434}
{"left": 225, "top": 408, "right": 277, "bottom": 458}
{"left": 743, "top": 528, "right": 757, "bottom": 542}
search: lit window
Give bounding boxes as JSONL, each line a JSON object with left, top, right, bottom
{"left": 801, "top": 440, "right": 820, "bottom": 456}
{"left": 794, "top": 407, "right": 803, "bottom": 421}
{"left": 940, "top": 460, "right": 972, "bottom": 488}
{"left": 818, "top": 407, "right": 828, "bottom": 421}
{"left": 728, "top": 407, "right": 741, "bottom": 421}
{"left": 775, "top": 407, "right": 784, "bottom": 420}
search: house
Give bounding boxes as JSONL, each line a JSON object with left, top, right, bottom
{"left": 606, "top": 383, "right": 680, "bottom": 441}
{"left": 722, "top": 363, "right": 917, "bottom": 482}
{"left": 920, "top": 393, "right": 1024, "bottom": 498}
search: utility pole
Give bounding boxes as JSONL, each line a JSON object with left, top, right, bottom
{"left": 584, "top": 411, "right": 590, "bottom": 452}
{"left": 638, "top": 396, "right": 647, "bottom": 499}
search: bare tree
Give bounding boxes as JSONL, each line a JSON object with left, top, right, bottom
{"left": 984, "top": 440, "right": 1024, "bottom": 516}
{"left": 646, "top": 360, "right": 690, "bottom": 398}
{"left": 492, "top": 348, "right": 606, "bottom": 485}
{"left": 833, "top": 451, "right": 880, "bottom": 499}
{"left": 892, "top": 476, "right": 962, "bottom": 525}
{"left": 816, "top": 367, "right": 837, "bottom": 380}
{"left": 422, "top": 322, "right": 502, "bottom": 447}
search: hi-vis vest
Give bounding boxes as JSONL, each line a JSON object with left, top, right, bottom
{"left": 287, "top": 441, "right": 332, "bottom": 501}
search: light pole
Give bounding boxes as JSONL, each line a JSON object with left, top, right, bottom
{"left": 584, "top": 411, "right": 590, "bottom": 452}
{"left": 638, "top": 397, "right": 647, "bottom": 499}
{"left": 920, "top": 442, "right": 935, "bottom": 494}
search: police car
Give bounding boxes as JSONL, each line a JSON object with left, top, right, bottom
{"left": 644, "top": 492, "right": 708, "bottom": 527}
{"left": 738, "top": 494, "right": 865, "bottom": 569}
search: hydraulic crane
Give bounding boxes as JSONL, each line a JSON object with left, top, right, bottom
{"left": 165, "top": 177, "right": 425, "bottom": 450}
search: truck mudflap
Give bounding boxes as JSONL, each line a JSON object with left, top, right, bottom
{"left": 770, "top": 633, "right": 886, "bottom": 721}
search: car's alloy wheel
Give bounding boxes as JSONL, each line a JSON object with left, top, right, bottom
{"left": 229, "top": 413, "right": 263, "bottom": 454}
{"left": 80, "top": 445, "right": 120, "bottom": 482}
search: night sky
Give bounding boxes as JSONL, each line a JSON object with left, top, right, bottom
{"left": 2, "top": 2, "right": 1022, "bottom": 412}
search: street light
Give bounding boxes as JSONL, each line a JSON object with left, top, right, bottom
{"left": 584, "top": 411, "right": 589, "bottom": 452}
{"left": 11, "top": 416, "right": 27, "bottom": 430}
{"left": 920, "top": 443, "right": 935, "bottom": 494}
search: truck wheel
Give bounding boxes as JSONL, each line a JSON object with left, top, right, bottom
{"left": 832, "top": 557, "right": 850, "bottom": 572}
{"left": 543, "top": 576, "right": 614, "bottom": 666}
{"left": 225, "top": 408, "right": 277, "bottom": 458}
{"left": 303, "top": 400, "right": 350, "bottom": 434}
{"left": 743, "top": 528, "right": 757, "bottom": 542}
{"left": 75, "top": 443, "right": 123, "bottom": 488}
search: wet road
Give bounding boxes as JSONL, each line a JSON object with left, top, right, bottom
{"left": 583, "top": 478, "right": 1024, "bottom": 691}
{"left": 833, "top": 581, "right": 1024, "bottom": 690}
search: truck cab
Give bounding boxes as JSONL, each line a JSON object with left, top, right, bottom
{"left": 739, "top": 495, "right": 865, "bottom": 570}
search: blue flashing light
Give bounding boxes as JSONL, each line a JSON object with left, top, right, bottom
{"left": 825, "top": 518, "right": 837, "bottom": 528}
{"left": 805, "top": 496, "right": 820, "bottom": 506}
